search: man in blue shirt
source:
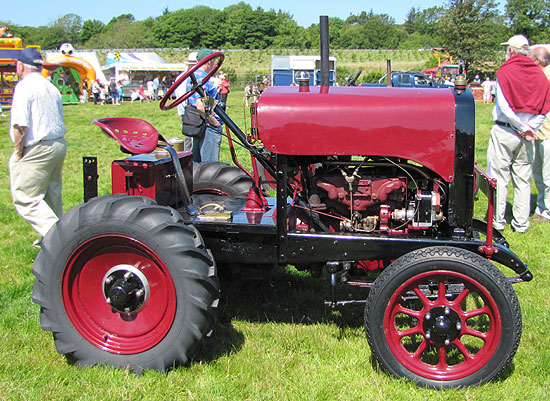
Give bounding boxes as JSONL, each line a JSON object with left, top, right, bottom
{"left": 186, "top": 49, "right": 223, "bottom": 162}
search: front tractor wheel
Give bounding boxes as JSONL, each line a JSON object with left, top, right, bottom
{"left": 32, "top": 195, "right": 220, "bottom": 372}
{"left": 365, "top": 246, "right": 521, "bottom": 388}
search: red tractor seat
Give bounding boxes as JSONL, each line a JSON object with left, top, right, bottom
{"left": 93, "top": 117, "right": 168, "bottom": 154}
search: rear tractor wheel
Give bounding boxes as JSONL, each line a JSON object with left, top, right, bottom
{"left": 32, "top": 195, "right": 220, "bottom": 372}
{"left": 193, "top": 161, "right": 253, "bottom": 197}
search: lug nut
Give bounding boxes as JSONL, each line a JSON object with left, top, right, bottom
{"left": 105, "top": 276, "right": 113, "bottom": 284}
{"left": 106, "top": 297, "right": 111, "bottom": 304}
{"left": 135, "top": 289, "right": 144, "bottom": 298}
{"left": 425, "top": 313, "right": 431, "bottom": 321}
{"left": 445, "top": 338, "right": 451, "bottom": 345}
{"left": 444, "top": 307, "right": 450, "bottom": 315}
{"left": 425, "top": 330, "right": 431, "bottom": 340}
{"left": 456, "top": 322, "right": 462, "bottom": 331}
{"left": 124, "top": 272, "right": 133, "bottom": 280}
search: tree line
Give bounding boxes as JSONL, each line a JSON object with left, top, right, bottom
{"left": 2, "top": 0, "right": 549, "bottom": 75}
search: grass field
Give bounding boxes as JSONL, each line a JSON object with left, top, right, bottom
{"left": 155, "top": 49, "right": 434, "bottom": 85}
{"left": 0, "top": 89, "right": 549, "bottom": 400}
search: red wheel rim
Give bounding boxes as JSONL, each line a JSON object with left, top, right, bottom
{"left": 384, "top": 270, "right": 501, "bottom": 381}
{"left": 62, "top": 235, "right": 177, "bottom": 354}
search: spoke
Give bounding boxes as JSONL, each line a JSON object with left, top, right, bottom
{"left": 454, "top": 339, "right": 475, "bottom": 360}
{"left": 411, "top": 338, "right": 428, "bottom": 359}
{"left": 450, "top": 287, "right": 470, "bottom": 308}
{"left": 413, "top": 287, "right": 431, "bottom": 307}
{"left": 436, "top": 280, "right": 447, "bottom": 304}
{"left": 436, "top": 345, "right": 449, "bottom": 370}
{"left": 398, "top": 325, "right": 423, "bottom": 339}
{"left": 462, "top": 305, "right": 490, "bottom": 319}
{"left": 462, "top": 327, "right": 488, "bottom": 340}
{"left": 395, "top": 304, "right": 422, "bottom": 319}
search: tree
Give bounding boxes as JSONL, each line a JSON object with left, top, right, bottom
{"left": 40, "top": 26, "right": 72, "bottom": 50}
{"left": 80, "top": 20, "right": 104, "bottom": 43}
{"left": 271, "top": 11, "right": 308, "bottom": 48}
{"left": 108, "top": 14, "right": 135, "bottom": 25}
{"left": 505, "top": 0, "right": 550, "bottom": 43}
{"left": 439, "top": 0, "right": 503, "bottom": 75}
{"left": 339, "top": 11, "right": 404, "bottom": 49}
{"left": 50, "top": 13, "right": 82, "bottom": 45}
{"left": 86, "top": 18, "right": 155, "bottom": 49}
{"left": 153, "top": 6, "right": 225, "bottom": 48}
{"left": 404, "top": 6, "right": 445, "bottom": 39}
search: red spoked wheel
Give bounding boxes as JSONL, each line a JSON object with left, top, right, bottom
{"left": 159, "top": 51, "right": 225, "bottom": 111}
{"left": 32, "top": 195, "right": 219, "bottom": 372}
{"left": 62, "top": 235, "right": 176, "bottom": 354}
{"left": 365, "top": 247, "right": 521, "bottom": 388}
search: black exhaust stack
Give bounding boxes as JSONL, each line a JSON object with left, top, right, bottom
{"left": 320, "top": 15, "right": 330, "bottom": 87}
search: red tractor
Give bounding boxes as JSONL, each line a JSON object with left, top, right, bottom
{"left": 32, "top": 41, "right": 531, "bottom": 388}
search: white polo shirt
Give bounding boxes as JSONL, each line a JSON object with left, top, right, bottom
{"left": 9, "top": 72, "right": 66, "bottom": 147}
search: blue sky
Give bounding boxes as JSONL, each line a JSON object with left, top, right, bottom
{"left": 3, "top": 0, "right": 454, "bottom": 28}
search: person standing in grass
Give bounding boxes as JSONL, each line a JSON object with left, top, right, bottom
{"left": 530, "top": 46, "right": 550, "bottom": 222}
{"left": 186, "top": 49, "right": 223, "bottom": 162}
{"left": 487, "top": 35, "right": 550, "bottom": 234}
{"left": 8, "top": 47, "right": 67, "bottom": 247}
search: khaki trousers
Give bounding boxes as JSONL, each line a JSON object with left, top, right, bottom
{"left": 533, "top": 139, "right": 550, "bottom": 219}
{"left": 9, "top": 137, "right": 67, "bottom": 237}
{"left": 487, "top": 124, "right": 534, "bottom": 232}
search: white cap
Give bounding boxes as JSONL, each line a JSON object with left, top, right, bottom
{"left": 501, "top": 34, "right": 529, "bottom": 49}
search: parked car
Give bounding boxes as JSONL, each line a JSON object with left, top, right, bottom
{"left": 361, "top": 71, "right": 449, "bottom": 88}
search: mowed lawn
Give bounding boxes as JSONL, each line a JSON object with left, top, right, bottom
{"left": 0, "top": 89, "right": 548, "bottom": 401}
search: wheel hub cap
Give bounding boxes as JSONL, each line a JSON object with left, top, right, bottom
{"left": 423, "top": 306, "right": 462, "bottom": 344}
{"left": 103, "top": 264, "right": 150, "bottom": 314}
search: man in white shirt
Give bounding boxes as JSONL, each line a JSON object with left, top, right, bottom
{"left": 9, "top": 47, "right": 67, "bottom": 245}
{"left": 481, "top": 77, "right": 493, "bottom": 103}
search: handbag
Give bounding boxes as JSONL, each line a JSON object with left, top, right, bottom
{"left": 182, "top": 106, "right": 206, "bottom": 138}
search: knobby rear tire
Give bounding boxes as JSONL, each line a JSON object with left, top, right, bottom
{"left": 32, "top": 194, "right": 220, "bottom": 372}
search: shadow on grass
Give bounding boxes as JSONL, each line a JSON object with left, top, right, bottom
{"left": 196, "top": 265, "right": 369, "bottom": 363}
{"left": 197, "top": 265, "right": 519, "bottom": 386}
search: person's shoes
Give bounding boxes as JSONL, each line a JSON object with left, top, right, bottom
{"left": 32, "top": 238, "right": 42, "bottom": 249}
{"left": 534, "top": 207, "right": 550, "bottom": 219}
{"left": 511, "top": 223, "right": 528, "bottom": 234}
{"left": 532, "top": 213, "right": 550, "bottom": 223}
{"left": 493, "top": 221, "right": 505, "bottom": 232}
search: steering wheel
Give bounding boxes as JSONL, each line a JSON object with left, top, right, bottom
{"left": 159, "top": 51, "right": 225, "bottom": 111}
{"left": 346, "top": 68, "right": 363, "bottom": 86}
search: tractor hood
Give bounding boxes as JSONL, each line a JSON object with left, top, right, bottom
{"left": 256, "top": 86, "right": 457, "bottom": 182}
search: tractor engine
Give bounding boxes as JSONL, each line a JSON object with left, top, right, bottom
{"left": 304, "top": 162, "right": 443, "bottom": 234}
{"left": 256, "top": 84, "right": 471, "bottom": 235}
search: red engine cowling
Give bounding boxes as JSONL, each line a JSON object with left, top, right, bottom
{"left": 256, "top": 86, "right": 457, "bottom": 182}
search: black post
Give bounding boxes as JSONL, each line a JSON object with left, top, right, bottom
{"left": 320, "top": 15, "right": 330, "bottom": 87}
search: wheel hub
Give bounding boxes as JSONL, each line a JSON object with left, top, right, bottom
{"left": 423, "top": 306, "right": 462, "bottom": 345}
{"left": 102, "top": 264, "right": 150, "bottom": 314}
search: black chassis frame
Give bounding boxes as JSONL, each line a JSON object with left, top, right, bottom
{"left": 183, "top": 88, "right": 532, "bottom": 284}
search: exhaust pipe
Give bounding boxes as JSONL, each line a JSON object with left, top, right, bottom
{"left": 320, "top": 15, "right": 330, "bottom": 87}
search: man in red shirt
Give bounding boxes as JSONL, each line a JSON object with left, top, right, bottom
{"left": 487, "top": 35, "right": 550, "bottom": 233}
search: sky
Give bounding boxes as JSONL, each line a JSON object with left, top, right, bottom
{"left": 2, "top": 0, "right": 451, "bottom": 29}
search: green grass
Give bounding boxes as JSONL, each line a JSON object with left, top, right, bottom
{"left": 0, "top": 93, "right": 549, "bottom": 400}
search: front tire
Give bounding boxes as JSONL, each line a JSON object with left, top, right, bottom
{"left": 365, "top": 246, "right": 521, "bottom": 388}
{"left": 32, "top": 195, "right": 220, "bottom": 372}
